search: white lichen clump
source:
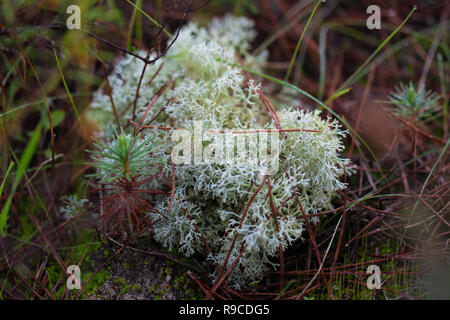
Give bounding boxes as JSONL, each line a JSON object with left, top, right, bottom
{"left": 89, "top": 15, "right": 349, "bottom": 289}
{"left": 60, "top": 195, "right": 88, "bottom": 220}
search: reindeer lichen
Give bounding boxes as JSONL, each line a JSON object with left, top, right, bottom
{"left": 89, "top": 15, "right": 350, "bottom": 289}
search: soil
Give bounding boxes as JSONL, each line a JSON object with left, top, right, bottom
{"left": 89, "top": 242, "right": 202, "bottom": 300}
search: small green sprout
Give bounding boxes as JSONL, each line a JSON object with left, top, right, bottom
{"left": 389, "top": 82, "right": 440, "bottom": 120}
{"left": 89, "top": 129, "right": 157, "bottom": 182}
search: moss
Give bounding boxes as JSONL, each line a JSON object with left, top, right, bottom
{"left": 147, "top": 283, "right": 166, "bottom": 299}
{"left": 117, "top": 283, "right": 132, "bottom": 299}
{"left": 111, "top": 277, "right": 133, "bottom": 298}
{"left": 45, "top": 264, "right": 66, "bottom": 299}
{"left": 148, "top": 283, "right": 159, "bottom": 294}
{"left": 71, "top": 231, "right": 101, "bottom": 266}
{"left": 306, "top": 237, "right": 418, "bottom": 300}
{"left": 133, "top": 284, "right": 142, "bottom": 292}
{"left": 84, "top": 269, "right": 112, "bottom": 296}
{"left": 113, "top": 277, "right": 126, "bottom": 286}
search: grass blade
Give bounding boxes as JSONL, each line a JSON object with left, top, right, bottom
{"left": 53, "top": 48, "right": 86, "bottom": 137}
{"left": 0, "top": 162, "right": 14, "bottom": 198}
{"left": 337, "top": 6, "right": 417, "bottom": 91}
{"left": 0, "top": 122, "right": 42, "bottom": 235}
{"left": 125, "top": 0, "right": 173, "bottom": 39}
{"left": 284, "top": 0, "right": 323, "bottom": 81}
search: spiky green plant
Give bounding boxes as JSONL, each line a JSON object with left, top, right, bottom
{"left": 88, "top": 130, "right": 165, "bottom": 237}
{"left": 389, "top": 82, "right": 440, "bottom": 120}
{"left": 89, "top": 130, "right": 158, "bottom": 182}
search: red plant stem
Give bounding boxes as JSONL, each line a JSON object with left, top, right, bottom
{"left": 257, "top": 89, "right": 287, "bottom": 139}
{"left": 208, "top": 176, "right": 267, "bottom": 299}
{"left": 387, "top": 110, "right": 445, "bottom": 144}
{"left": 207, "top": 128, "right": 321, "bottom": 134}
{"left": 206, "top": 243, "right": 248, "bottom": 300}
{"left": 284, "top": 168, "right": 333, "bottom": 297}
